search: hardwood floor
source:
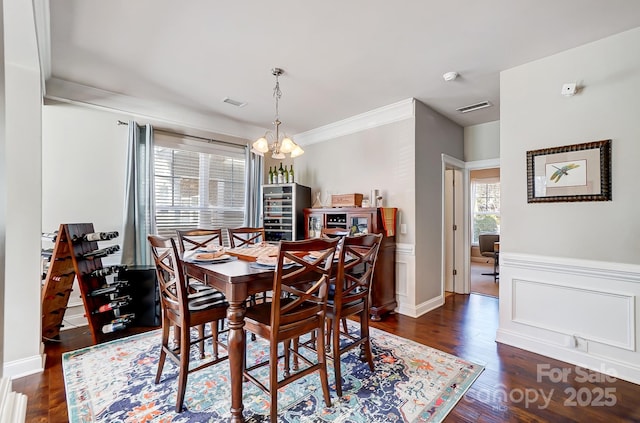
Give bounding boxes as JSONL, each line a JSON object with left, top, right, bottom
{"left": 16, "top": 294, "right": 640, "bottom": 422}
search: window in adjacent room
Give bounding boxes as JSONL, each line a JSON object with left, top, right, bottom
{"left": 471, "top": 176, "right": 500, "bottom": 244}
{"left": 153, "top": 135, "right": 246, "bottom": 238}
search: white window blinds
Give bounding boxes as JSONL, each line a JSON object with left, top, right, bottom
{"left": 153, "top": 134, "right": 247, "bottom": 238}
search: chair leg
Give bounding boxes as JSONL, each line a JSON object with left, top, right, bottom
{"left": 325, "top": 318, "right": 333, "bottom": 353}
{"left": 341, "top": 318, "right": 349, "bottom": 335}
{"left": 316, "top": 324, "right": 332, "bottom": 407}
{"left": 269, "top": 340, "right": 279, "bottom": 422}
{"left": 212, "top": 321, "right": 219, "bottom": 360}
{"left": 283, "top": 339, "right": 291, "bottom": 378}
{"left": 197, "top": 325, "right": 205, "bottom": 359}
{"left": 155, "top": 319, "right": 170, "bottom": 384}
{"left": 332, "top": 316, "right": 343, "bottom": 397}
{"left": 360, "top": 309, "right": 374, "bottom": 371}
{"left": 176, "top": 323, "right": 191, "bottom": 413}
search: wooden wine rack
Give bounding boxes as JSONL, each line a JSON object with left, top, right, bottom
{"left": 41, "top": 223, "right": 128, "bottom": 344}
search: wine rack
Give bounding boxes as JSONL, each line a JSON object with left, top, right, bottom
{"left": 41, "top": 223, "right": 133, "bottom": 344}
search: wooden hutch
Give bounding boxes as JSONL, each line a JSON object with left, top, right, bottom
{"left": 303, "top": 207, "right": 397, "bottom": 320}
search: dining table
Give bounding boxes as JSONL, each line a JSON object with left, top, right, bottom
{"left": 181, "top": 247, "right": 278, "bottom": 423}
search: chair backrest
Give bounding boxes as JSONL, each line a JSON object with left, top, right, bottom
{"left": 148, "top": 235, "right": 190, "bottom": 321}
{"left": 478, "top": 233, "right": 500, "bottom": 255}
{"left": 270, "top": 237, "right": 341, "bottom": 336}
{"left": 227, "top": 227, "right": 266, "bottom": 248}
{"left": 176, "top": 228, "right": 223, "bottom": 253}
{"left": 334, "top": 233, "right": 383, "bottom": 311}
{"left": 320, "top": 227, "right": 350, "bottom": 238}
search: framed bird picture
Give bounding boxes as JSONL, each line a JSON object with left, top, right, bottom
{"left": 526, "top": 139, "right": 611, "bottom": 203}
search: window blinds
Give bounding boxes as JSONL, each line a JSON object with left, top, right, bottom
{"left": 153, "top": 134, "right": 247, "bottom": 238}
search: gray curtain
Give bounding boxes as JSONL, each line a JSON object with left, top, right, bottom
{"left": 121, "top": 121, "right": 155, "bottom": 266}
{"left": 245, "top": 148, "right": 263, "bottom": 227}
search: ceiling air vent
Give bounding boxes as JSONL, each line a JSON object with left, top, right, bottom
{"left": 223, "top": 97, "right": 247, "bottom": 108}
{"left": 456, "top": 101, "right": 492, "bottom": 113}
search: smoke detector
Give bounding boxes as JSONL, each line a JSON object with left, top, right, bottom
{"left": 443, "top": 71, "right": 458, "bottom": 82}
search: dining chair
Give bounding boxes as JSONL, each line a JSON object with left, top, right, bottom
{"left": 227, "top": 226, "right": 266, "bottom": 248}
{"left": 478, "top": 233, "right": 500, "bottom": 282}
{"left": 148, "top": 235, "right": 229, "bottom": 413}
{"left": 176, "top": 228, "right": 225, "bottom": 292}
{"left": 320, "top": 227, "right": 351, "bottom": 238}
{"left": 243, "top": 237, "right": 341, "bottom": 422}
{"left": 227, "top": 226, "right": 268, "bottom": 311}
{"left": 325, "top": 233, "right": 383, "bottom": 397}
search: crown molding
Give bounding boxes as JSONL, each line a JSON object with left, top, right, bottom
{"left": 294, "top": 98, "right": 415, "bottom": 146}
{"left": 45, "top": 78, "right": 264, "bottom": 141}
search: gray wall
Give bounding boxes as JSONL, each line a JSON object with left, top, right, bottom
{"left": 414, "top": 100, "right": 463, "bottom": 302}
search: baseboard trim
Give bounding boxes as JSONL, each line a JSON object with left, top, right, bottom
{"left": 398, "top": 294, "right": 444, "bottom": 318}
{"left": 496, "top": 328, "right": 640, "bottom": 385}
{"left": 3, "top": 354, "right": 45, "bottom": 380}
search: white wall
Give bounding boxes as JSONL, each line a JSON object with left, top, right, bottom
{"left": 497, "top": 27, "right": 640, "bottom": 384}
{"left": 0, "top": 0, "right": 6, "bottom": 372}
{"left": 41, "top": 102, "right": 132, "bottom": 328}
{"left": 464, "top": 120, "right": 500, "bottom": 162}
{"left": 3, "top": 0, "right": 44, "bottom": 378}
{"left": 295, "top": 109, "right": 416, "bottom": 316}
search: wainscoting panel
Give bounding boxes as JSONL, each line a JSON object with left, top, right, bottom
{"left": 395, "top": 243, "right": 415, "bottom": 317}
{"left": 512, "top": 279, "right": 634, "bottom": 350}
{"left": 497, "top": 252, "right": 640, "bottom": 385}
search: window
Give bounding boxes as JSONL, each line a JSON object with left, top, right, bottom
{"left": 153, "top": 136, "right": 247, "bottom": 238}
{"left": 471, "top": 178, "right": 500, "bottom": 244}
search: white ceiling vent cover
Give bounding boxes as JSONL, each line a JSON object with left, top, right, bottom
{"left": 223, "top": 97, "right": 247, "bottom": 107}
{"left": 456, "top": 101, "right": 492, "bottom": 113}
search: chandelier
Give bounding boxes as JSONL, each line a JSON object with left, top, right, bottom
{"left": 251, "top": 68, "right": 304, "bottom": 159}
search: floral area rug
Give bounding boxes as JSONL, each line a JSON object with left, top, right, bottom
{"left": 63, "top": 322, "right": 484, "bottom": 422}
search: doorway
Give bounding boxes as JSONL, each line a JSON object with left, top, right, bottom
{"left": 469, "top": 166, "right": 500, "bottom": 298}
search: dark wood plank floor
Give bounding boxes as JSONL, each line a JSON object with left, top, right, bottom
{"left": 16, "top": 294, "right": 640, "bottom": 422}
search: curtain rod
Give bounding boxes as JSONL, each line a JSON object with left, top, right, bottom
{"left": 117, "top": 120, "right": 247, "bottom": 149}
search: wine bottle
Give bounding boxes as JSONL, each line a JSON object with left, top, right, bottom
{"left": 42, "top": 231, "right": 59, "bottom": 242}
{"left": 101, "top": 313, "right": 135, "bottom": 333}
{"left": 101, "top": 322, "right": 126, "bottom": 333}
{"left": 277, "top": 163, "right": 284, "bottom": 184}
{"left": 87, "top": 264, "right": 127, "bottom": 278}
{"left": 93, "top": 295, "right": 131, "bottom": 314}
{"left": 289, "top": 165, "right": 294, "bottom": 183}
{"left": 84, "top": 231, "right": 119, "bottom": 242}
{"left": 87, "top": 279, "right": 130, "bottom": 297}
{"left": 283, "top": 165, "right": 289, "bottom": 184}
{"left": 268, "top": 166, "right": 273, "bottom": 184}
{"left": 81, "top": 245, "right": 120, "bottom": 259}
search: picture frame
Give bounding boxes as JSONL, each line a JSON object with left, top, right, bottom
{"left": 526, "top": 139, "right": 611, "bottom": 203}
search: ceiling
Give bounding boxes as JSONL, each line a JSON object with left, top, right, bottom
{"left": 46, "top": 1, "right": 640, "bottom": 136}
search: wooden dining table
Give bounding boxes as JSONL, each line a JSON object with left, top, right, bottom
{"left": 181, "top": 251, "right": 276, "bottom": 423}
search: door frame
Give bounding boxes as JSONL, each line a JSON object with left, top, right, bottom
{"left": 441, "top": 155, "right": 500, "bottom": 298}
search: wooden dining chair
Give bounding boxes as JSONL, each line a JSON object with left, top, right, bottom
{"left": 176, "top": 228, "right": 224, "bottom": 252}
{"left": 227, "top": 226, "right": 266, "bottom": 248}
{"left": 320, "top": 227, "right": 351, "bottom": 238}
{"left": 243, "top": 237, "right": 341, "bottom": 422}
{"left": 176, "top": 228, "right": 225, "bottom": 293}
{"left": 326, "top": 233, "right": 383, "bottom": 397}
{"left": 148, "top": 235, "right": 229, "bottom": 413}
{"left": 227, "top": 226, "right": 268, "bottom": 312}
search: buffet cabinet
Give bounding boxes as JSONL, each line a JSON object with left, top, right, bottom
{"left": 262, "top": 183, "right": 311, "bottom": 242}
{"left": 303, "top": 207, "right": 397, "bottom": 320}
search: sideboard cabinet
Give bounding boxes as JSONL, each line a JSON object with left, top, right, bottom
{"left": 303, "top": 207, "right": 397, "bottom": 320}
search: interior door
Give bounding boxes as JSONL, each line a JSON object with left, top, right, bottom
{"left": 444, "top": 169, "right": 464, "bottom": 293}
